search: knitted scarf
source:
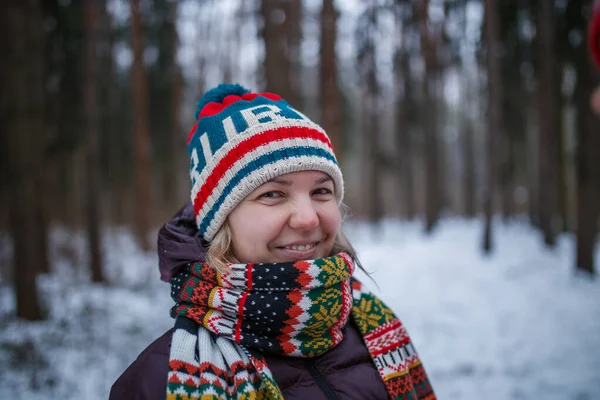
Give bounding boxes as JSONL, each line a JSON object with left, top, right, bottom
{"left": 167, "top": 253, "right": 435, "bottom": 400}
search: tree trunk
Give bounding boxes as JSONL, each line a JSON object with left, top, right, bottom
{"left": 368, "top": 8, "right": 383, "bottom": 225}
{"left": 131, "top": 0, "right": 152, "bottom": 251}
{"left": 83, "top": 0, "right": 105, "bottom": 282}
{"left": 574, "top": 89, "right": 599, "bottom": 276}
{"left": 260, "top": 0, "right": 292, "bottom": 99}
{"left": 482, "top": 0, "right": 502, "bottom": 253}
{"left": 395, "top": 6, "right": 416, "bottom": 219}
{"left": 357, "top": 3, "right": 383, "bottom": 224}
{"left": 320, "top": 0, "right": 342, "bottom": 161}
{"left": 416, "top": 0, "right": 441, "bottom": 233}
{"left": 167, "top": 64, "right": 183, "bottom": 209}
{"left": 461, "top": 105, "right": 477, "bottom": 217}
{"left": 500, "top": 128, "right": 515, "bottom": 220}
{"left": 34, "top": 180, "right": 50, "bottom": 274}
{"left": 366, "top": 99, "right": 383, "bottom": 225}
{"left": 537, "top": 0, "right": 561, "bottom": 247}
{"left": 459, "top": 0, "right": 476, "bottom": 218}
{"left": 572, "top": 0, "right": 599, "bottom": 276}
{"left": 154, "top": 0, "right": 181, "bottom": 212}
{"left": 103, "top": 11, "right": 128, "bottom": 226}
{"left": 557, "top": 117, "right": 569, "bottom": 232}
{"left": 54, "top": 0, "right": 84, "bottom": 228}
{"left": 285, "top": 0, "right": 302, "bottom": 108}
{"left": 497, "top": 1, "right": 517, "bottom": 221}
{"left": 1, "top": 0, "right": 45, "bottom": 320}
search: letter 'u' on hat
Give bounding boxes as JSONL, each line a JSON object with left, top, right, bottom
{"left": 187, "top": 83, "right": 344, "bottom": 241}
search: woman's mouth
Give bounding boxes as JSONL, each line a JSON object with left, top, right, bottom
{"left": 284, "top": 243, "right": 317, "bottom": 251}
{"left": 276, "top": 241, "right": 320, "bottom": 260}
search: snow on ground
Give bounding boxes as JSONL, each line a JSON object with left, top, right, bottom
{"left": 0, "top": 218, "right": 599, "bottom": 400}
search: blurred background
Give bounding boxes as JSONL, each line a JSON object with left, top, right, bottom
{"left": 1, "top": 0, "right": 599, "bottom": 399}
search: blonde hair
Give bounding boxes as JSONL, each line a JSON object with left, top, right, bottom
{"left": 206, "top": 203, "right": 361, "bottom": 273}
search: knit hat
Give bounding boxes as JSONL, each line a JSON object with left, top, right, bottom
{"left": 187, "top": 84, "right": 344, "bottom": 241}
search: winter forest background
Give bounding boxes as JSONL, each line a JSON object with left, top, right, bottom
{"left": 1, "top": 0, "right": 600, "bottom": 399}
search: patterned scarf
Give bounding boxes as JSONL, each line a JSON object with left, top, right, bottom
{"left": 167, "top": 253, "right": 435, "bottom": 400}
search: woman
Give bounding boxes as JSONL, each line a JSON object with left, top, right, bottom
{"left": 110, "top": 84, "right": 436, "bottom": 400}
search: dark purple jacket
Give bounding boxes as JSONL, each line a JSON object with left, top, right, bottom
{"left": 109, "top": 204, "right": 388, "bottom": 400}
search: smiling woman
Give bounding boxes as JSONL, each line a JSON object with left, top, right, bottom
{"left": 109, "top": 84, "right": 436, "bottom": 400}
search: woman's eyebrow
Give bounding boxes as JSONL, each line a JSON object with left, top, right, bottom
{"left": 267, "top": 177, "right": 291, "bottom": 185}
{"left": 267, "top": 176, "right": 332, "bottom": 185}
{"left": 316, "top": 176, "right": 333, "bottom": 184}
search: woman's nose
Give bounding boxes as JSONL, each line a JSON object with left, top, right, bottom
{"left": 288, "top": 199, "right": 319, "bottom": 230}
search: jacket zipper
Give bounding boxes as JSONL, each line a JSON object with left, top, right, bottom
{"left": 305, "top": 360, "right": 339, "bottom": 400}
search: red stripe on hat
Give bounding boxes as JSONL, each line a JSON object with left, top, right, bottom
{"left": 193, "top": 127, "right": 332, "bottom": 217}
{"left": 242, "top": 92, "right": 282, "bottom": 101}
{"left": 198, "top": 93, "right": 285, "bottom": 118}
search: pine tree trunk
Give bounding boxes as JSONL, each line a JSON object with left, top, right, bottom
{"left": 103, "top": 13, "right": 128, "bottom": 226}
{"left": 416, "top": 0, "right": 441, "bottom": 233}
{"left": 395, "top": 9, "right": 415, "bottom": 219}
{"left": 482, "top": 0, "right": 502, "bottom": 253}
{"left": 367, "top": 99, "right": 383, "bottom": 224}
{"left": 358, "top": 3, "right": 383, "bottom": 224}
{"left": 83, "top": 0, "right": 105, "bottom": 282}
{"left": 537, "top": 0, "right": 560, "bottom": 247}
{"left": 55, "top": 0, "right": 84, "bottom": 228}
{"left": 557, "top": 119, "right": 569, "bottom": 232}
{"left": 167, "top": 65, "right": 183, "bottom": 208}
{"left": 527, "top": 98, "right": 540, "bottom": 228}
{"left": 459, "top": 0, "right": 476, "bottom": 218}
{"left": 1, "top": 0, "right": 45, "bottom": 320}
{"left": 461, "top": 108, "right": 477, "bottom": 217}
{"left": 320, "top": 0, "right": 342, "bottom": 160}
{"left": 131, "top": 0, "right": 152, "bottom": 251}
{"left": 286, "top": 0, "right": 302, "bottom": 108}
{"left": 572, "top": 0, "right": 599, "bottom": 276}
{"left": 260, "top": 0, "right": 292, "bottom": 98}
{"left": 34, "top": 184, "right": 50, "bottom": 274}
{"left": 155, "top": 0, "right": 181, "bottom": 211}
{"left": 575, "top": 76, "right": 599, "bottom": 276}
{"left": 497, "top": 128, "right": 509, "bottom": 219}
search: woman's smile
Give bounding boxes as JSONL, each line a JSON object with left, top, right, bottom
{"left": 274, "top": 240, "right": 321, "bottom": 260}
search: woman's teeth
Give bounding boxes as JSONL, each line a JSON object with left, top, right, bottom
{"left": 285, "top": 243, "right": 316, "bottom": 251}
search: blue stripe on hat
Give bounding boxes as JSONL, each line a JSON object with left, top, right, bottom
{"left": 198, "top": 146, "right": 338, "bottom": 235}
{"left": 188, "top": 98, "right": 308, "bottom": 172}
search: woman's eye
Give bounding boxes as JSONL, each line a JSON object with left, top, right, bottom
{"left": 259, "top": 191, "right": 281, "bottom": 199}
{"left": 313, "top": 188, "right": 333, "bottom": 196}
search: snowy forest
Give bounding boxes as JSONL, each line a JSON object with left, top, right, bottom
{"left": 1, "top": 0, "right": 600, "bottom": 399}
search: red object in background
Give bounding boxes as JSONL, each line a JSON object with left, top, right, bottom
{"left": 591, "top": 0, "right": 600, "bottom": 69}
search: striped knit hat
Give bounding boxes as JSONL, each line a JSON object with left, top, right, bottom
{"left": 187, "top": 83, "right": 344, "bottom": 241}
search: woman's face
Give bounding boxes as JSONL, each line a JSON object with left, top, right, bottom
{"left": 227, "top": 170, "right": 341, "bottom": 263}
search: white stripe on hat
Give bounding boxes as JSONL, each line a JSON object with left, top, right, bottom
{"left": 192, "top": 136, "right": 338, "bottom": 229}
